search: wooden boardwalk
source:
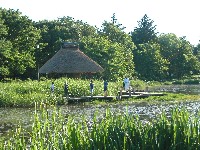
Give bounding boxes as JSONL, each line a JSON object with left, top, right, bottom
{"left": 66, "top": 96, "right": 115, "bottom": 104}
{"left": 65, "top": 91, "right": 166, "bottom": 104}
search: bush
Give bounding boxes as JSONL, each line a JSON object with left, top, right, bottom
{"left": 184, "top": 79, "right": 200, "bottom": 85}
{"left": 40, "top": 77, "right": 47, "bottom": 81}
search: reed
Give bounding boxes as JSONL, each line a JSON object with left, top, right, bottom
{"left": 0, "top": 78, "right": 122, "bottom": 107}
{"left": 3, "top": 104, "right": 200, "bottom": 149}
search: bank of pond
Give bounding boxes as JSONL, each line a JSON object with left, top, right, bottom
{"left": 1, "top": 104, "right": 200, "bottom": 149}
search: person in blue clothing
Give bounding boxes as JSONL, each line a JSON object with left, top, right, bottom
{"left": 104, "top": 80, "right": 108, "bottom": 97}
{"left": 90, "top": 80, "right": 94, "bottom": 97}
{"left": 123, "top": 76, "right": 130, "bottom": 91}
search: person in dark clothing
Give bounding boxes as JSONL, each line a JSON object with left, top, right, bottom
{"left": 90, "top": 80, "right": 94, "bottom": 97}
{"left": 104, "top": 80, "right": 108, "bottom": 97}
{"left": 50, "top": 82, "right": 54, "bottom": 93}
{"left": 64, "top": 81, "right": 69, "bottom": 97}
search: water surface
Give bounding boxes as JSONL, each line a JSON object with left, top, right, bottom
{"left": 0, "top": 84, "right": 200, "bottom": 140}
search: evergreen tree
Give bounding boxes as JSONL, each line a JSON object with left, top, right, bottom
{"left": 131, "top": 14, "right": 158, "bottom": 45}
{"left": 98, "top": 16, "right": 135, "bottom": 80}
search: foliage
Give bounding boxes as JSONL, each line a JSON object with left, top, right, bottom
{"left": 130, "top": 15, "right": 169, "bottom": 81}
{"left": 3, "top": 106, "right": 200, "bottom": 149}
{"left": 172, "top": 79, "right": 200, "bottom": 85}
{"left": 34, "top": 17, "right": 97, "bottom": 68}
{"left": 80, "top": 36, "right": 133, "bottom": 81}
{"left": 193, "top": 43, "right": 200, "bottom": 65}
{"left": 0, "top": 78, "right": 123, "bottom": 107}
{"left": 0, "top": 8, "right": 199, "bottom": 81}
{"left": 0, "top": 78, "right": 199, "bottom": 107}
{"left": 158, "top": 33, "right": 200, "bottom": 79}
{"left": 0, "top": 11, "right": 12, "bottom": 78}
{"left": 133, "top": 43, "right": 169, "bottom": 80}
{"left": 98, "top": 20, "right": 135, "bottom": 80}
{"left": 0, "top": 8, "right": 41, "bottom": 79}
{"left": 131, "top": 14, "right": 158, "bottom": 45}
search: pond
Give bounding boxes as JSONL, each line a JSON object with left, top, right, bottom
{"left": 0, "top": 84, "right": 200, "bottom": 141}
{"left": 150, "top": 84, "right": 200, "bottom": 95}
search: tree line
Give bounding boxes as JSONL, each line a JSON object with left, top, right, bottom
{"left": 0, "top": 8, "right": 199, "bottom": 81}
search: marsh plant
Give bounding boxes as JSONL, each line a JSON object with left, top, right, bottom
{"left": 0, "top": 78, "right": 148, "bottom": 107}
{"left": 2, "top": 104, "right": 200, "bottom": 150}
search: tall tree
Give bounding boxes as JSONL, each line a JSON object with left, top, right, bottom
{"left": 0, "top": 8, "right": 41, "bottom": 79}
{"left": 131, "top": 14, "right": 158, "bottom": 45}
{"left": 130, "top": 14, "right": 166, "bottom": 80}
{"left": 133, "top": 43, "right": 169, "bottom": 80}
{"left": 34, "top": 17, "right": 97, "bottom": 67}
{"left": 158, "top": 33, "right": 200, "bottom": 79}
{"left": 0, "top": 13, "right": 12, "bottom": 78}
{"left": 193, "top": 43, "right": 200, "bottom": 61}
{"left": 80, "top": 35, "right": 132, "bottom": 81}
{"left": 98, "top": 17, "right": 135, "bottom": 79}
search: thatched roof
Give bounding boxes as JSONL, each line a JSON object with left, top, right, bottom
{"left": 39, "top": 42, "right": 104, "bottom": 74}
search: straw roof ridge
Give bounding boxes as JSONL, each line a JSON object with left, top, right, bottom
{"left": 39, "top": 45, "right": 104, "bottom": 74}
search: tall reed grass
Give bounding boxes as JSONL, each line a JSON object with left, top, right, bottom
{"left": 2, "top": 104, "right": 200, "bottom": 149}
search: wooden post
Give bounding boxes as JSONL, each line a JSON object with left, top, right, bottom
{"left": 145, "top": 86, "right": 149, "bottom": 92}
{"left": 37, "top": 65, "right": 40, "bottom": 81}
{"left": 132, "top": 88, "right": 135, "bottom": 94}
{"left": 129, "top": 87, "right": 131, "bottom": 98}
{"left": 104, "top": 91, "right": 107, "bottom": 97}
{"left": 119, "top": 87, "right": 123, "bottom": 100}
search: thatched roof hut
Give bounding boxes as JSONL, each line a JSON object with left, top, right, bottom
{"left": 38, "top": 42, "right": 104, "bottom": 74}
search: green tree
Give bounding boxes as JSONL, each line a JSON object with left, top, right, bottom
{"left": 130, "top": 14, "right": 168, "bottom": 80}
{"left": 80, "top": 35, "right": 132, "bottom": 81}
{"left": 0, "top": 15, "right": 12, "bottom": 78}
{"left": 0, "top": 8, "right": 41, "bottom": 78}
{"left": 158, "top": 34, "right": 200, "bottom": 79}
{"left": 98, "top": 18, "right": 135, "bottom": 79}
{"left": 131, "top": 14, "right": 158, "bottom": 45}
{"left": 133, "top": 43, "right": 169, "bottom": 80}
{"left": 34, "top": 17, "right": 97, "bottom": 67}
{"left": 35, "top": 15, "right": 135, "bottom": 81}
{"left": 193, "top": 43, "right": 200, "bottom": 61}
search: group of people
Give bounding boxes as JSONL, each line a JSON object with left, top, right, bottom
{"left": 50, "top": 81, "right": 69, "bottom": 97}
{"left": 89, "top": 79, "right": 108, "bottom": 97}
{"left": 90, "top": 77, "right": 130, "bottom": 97}
{"left": 50, "top": 79, "right": 109, "bottom": 97}
{"left": 50, "top": 77, "right": 130, "bottom": 97}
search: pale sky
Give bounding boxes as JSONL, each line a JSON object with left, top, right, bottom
{"left": 1, "top": 0, "right": 200, "bottom": 45}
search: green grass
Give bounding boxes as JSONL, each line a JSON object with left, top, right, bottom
{"left": 2, "top": 104, "right": 200, "bottom": 149}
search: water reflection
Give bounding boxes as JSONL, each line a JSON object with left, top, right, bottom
{"left": 151, "top": 84, "right": 200, "bottom": 95}
{"left": 0, "top": 107, "right": 34, "bottom": 139}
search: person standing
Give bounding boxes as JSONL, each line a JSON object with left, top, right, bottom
{"left": 123, "top": 77, "right": 130, "bottom": 91}
{"left": 64, "top": 81, "right": 69, "bottom": 97}
{"left": 90, "top": 80, "right": 94, "bottom": 97}
{"left": 50, "top": 82, "right": 55, "bottom": 94}
{"left": 104, "top": 80, "right": 108, "bottom": 97}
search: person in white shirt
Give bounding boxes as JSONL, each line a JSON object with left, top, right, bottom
{"left": 50, "top": 82, "right": 54, "bottom": 93}
{"left": 123, "top": 77, "right": 130, "bottom": 91}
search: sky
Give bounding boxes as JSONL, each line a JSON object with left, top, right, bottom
{"left": 1, "top": 0, "right": 200, "bottom": 45}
